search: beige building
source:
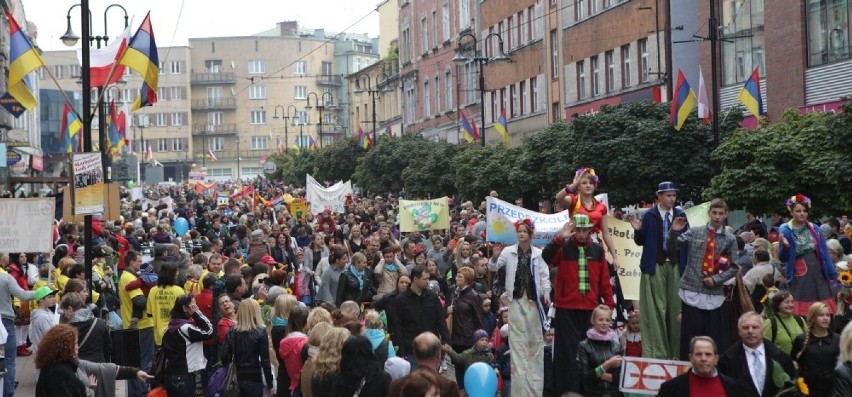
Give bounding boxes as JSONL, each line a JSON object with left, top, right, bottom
{"left": 377, "top": 0, "right": 399, "bottom": 58}
{"left": 347, "top": 60, "right": 401, "bottom": 141}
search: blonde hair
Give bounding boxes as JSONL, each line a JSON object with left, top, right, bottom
{"left": 306, "top": 307, "right": 332, "bottom": 332}
{"left": 590, "top": 305, "right": 612, "bottom": 323}
{"left": 58, "top": 257, "right": 77, "bottom": 274}
{"left": 312, "top": 327, "right": 350, "bottom": 378}
{"left": 364, "top": 310, "right": 383, "bottom": 329}
{"left": 186, "top": 264, "right": 203, "bottom": 280}
{"left": 274, "top": 294, "right": 297, "bottom": 321}
{"left": 235, "top": 299, "right": 265, "bottom": 331}
{"left": 307, "top": 322, "right": 333, "bottom": 347}
{"left": 839, "top": 322, "right": 852, "bottom": 364}
{"left": 799, "top": 302, "right": 830, "bottom": 360}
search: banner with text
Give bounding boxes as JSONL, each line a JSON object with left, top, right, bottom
{"left": 486, "top": 197, "right": 571, "bottom": 246}
{"left": 305, "top": 174, "right": 352, "bottom": 215}
{"left": 619, "top": 356, "right": 691, "bottom": 395}
{"left": 399, "top": 197, "right": 450, "bottom": 232}
{"left": 72, "top": 153, "right": 105, "bottom": 215}
{"left": 0, "top": 199, "right": 55, "bottom": 253}
{"left": 605, "top": 215, "right": 643, "bottom": 300}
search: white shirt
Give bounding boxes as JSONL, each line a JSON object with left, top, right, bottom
{"left": 658, "top": 205, "right": 673, "bottom": 223}
{"left": 743, "top": 343, "right": 766, "bottom": 392}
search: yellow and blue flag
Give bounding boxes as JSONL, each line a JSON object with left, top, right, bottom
{"left": 669, "top": 69, "right": 696, "bottom": 131}
{"left": 7, "top": 9, "right": 46, "bottom": 111}
{"left": 60, "top": 104, "right": 82, "bottom": 153}
{"left": 738, "top": 67, "right": 764, "bottom": 117}
{"left": 119, "top": 12, "right": 159, "bottom": 110}
{"left": 495, "top": 108, "right": 509, "bottom": 146}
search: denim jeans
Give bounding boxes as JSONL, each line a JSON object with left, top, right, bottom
{"left": 238, "top": 379, "right": 265, "bottom": 397}
{"left": 3, "top": 318, "right": 16, "bottom": 397}
{"left": 165, "top": 373, "right": 196, "bottom": 397}
{"left": 128, "top": 327, "right": 155, "bottom": 397}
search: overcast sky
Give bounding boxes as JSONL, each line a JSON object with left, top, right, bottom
{"left": 27, "top": 0, "right": 381, "bottom": 52}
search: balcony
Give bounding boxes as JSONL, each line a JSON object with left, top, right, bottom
{"left": 192, "top": 123, "right": 238, "bottom": 135}
{"left": 317, "top": 75, "right": 343, "bottom": 86}
{"left": 189, "top": 149, "right": 268, "bottom": 161}
{"left": 191, "top": 98, "right": 237, "bottom": 110}
{"left": 191, "top": 72, "right": 236, "bottom": 85}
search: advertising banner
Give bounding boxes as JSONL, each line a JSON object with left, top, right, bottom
{"left": 399, "top": 197, "right": 450, "bottom": 232}
{"left": 72, "top": 153, "right": 105, "bottom": 215}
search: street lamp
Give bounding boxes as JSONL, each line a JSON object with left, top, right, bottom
{"left": 453, "top": 32, "right": 510, "bottom": 146}
{"left": 273, "top": 105, "right": 298, "bottom": 152}
{"left": 59, "top": 1, "right": 127, "bottom": 302}
{"left": 353, "top": 72, "right": 394, "bottom": 145}
{"left": 305, "top": 91, "right": 334, "bottom": 148}
{"left": 235, "top": 136, "right": 242, "bottom": 180}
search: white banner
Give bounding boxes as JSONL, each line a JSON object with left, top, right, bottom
{"left": 0, "top": 198, "right": 55, "bottom": 253}
{"left": 486, "top": 197, "right": 571, "bottom": 246}
{"left": 619, "top": 356, "right": 691, "bottom": 395}
{"left": 305, "top": 174, "right": 352, "bottom": 214}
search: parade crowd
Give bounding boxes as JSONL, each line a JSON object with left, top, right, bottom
{"left": 1, "top": 167, "right": 852, "bottom": 397}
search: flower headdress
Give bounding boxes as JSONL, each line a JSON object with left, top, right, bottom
{"left": 513, "top": 218, "right": 535, "bottom": 231}
{"left": 785, "top": 193, "right": 811, "bottom": 209}
{"left": 576, "top": 167, "right": 600, "bottom": 184}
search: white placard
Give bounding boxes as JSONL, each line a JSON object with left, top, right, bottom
{"left": 0, "top": 198, "right": 56, "bottom": 253}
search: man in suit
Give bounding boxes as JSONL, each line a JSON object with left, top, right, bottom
{"left": 718, "top": 311, "right": 795, "bottom": 397}
{"left": 387, "top": 332, "right": 460, "bottom": 397}
{"left": 630, "top": 181, "right": 689, "bottom": 359}
{"left": 658, "top": 336, "right": 744, "bottom": 397}
{"left": 669, "top": 198, "right": 739, "bottom": 359}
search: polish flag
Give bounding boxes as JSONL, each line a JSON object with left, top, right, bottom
{"left": 78, "top": 22, "right": 132, "bottom": 88}
{"left": 697, "top": 65, "right": 711, "bottom": 124}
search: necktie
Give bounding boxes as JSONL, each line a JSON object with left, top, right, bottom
{"left": 752, "top": 350, "right": 765, "bottom": 393}
{"left": 578, "top": 244, "right": 589, "bottom": 295}
{"left": 702, "top": 229, "right": 716, "bottom": 275}
{"left": 663, "top": 212, "right": 671, "bottom": 252}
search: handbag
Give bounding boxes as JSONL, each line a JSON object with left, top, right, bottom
{"left": 221, "top": 330, "right": 240, "bottom": 397}
{"left": 206, "top": 366, "right": 229, "bottom": 397}
{"left": 151, "top": 347, "right": 167, "bottom": 385}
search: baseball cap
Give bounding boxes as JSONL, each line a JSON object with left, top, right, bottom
{"left": 34, "top": 286, "right": 57, "bottom": 302}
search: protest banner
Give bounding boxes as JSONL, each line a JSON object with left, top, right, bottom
{"left": 188, "top": 171, "right": 205, "bottom": 184}
{"left": 399, "top": 197, "right": 450, "bottom": 232}
{"left": 289, "top": 199, "right": 309, "bottom": 220}
{"left": 305, "top": 174, "right": 352, "bottom": 214}
{"left": 619, "top": 356, "right": 691, "bottom": 395}
{"left": 72, "top": 152, "right": 105, "bottom": 215}
{"left": 0, "top": 198, "right": 55, "bottom": 253}
{"left": 485, "top": 196, "right": 570, "bottom": 246}
{"left": 684, "top": 201, "right": 711, "bottom": 227}
{"left": 605, "top": 215, "right": 642, "bottom": 300}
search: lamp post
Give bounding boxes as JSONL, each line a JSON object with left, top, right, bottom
{"left": 235, "top": 136, "right": 241, "bottom": 180}
{"left": 453, "top": 32, "right": 511, "bottom": 146}
{"left": 273, "top": 105, "right": 298, "bottom": 152}
{"left": 353, "top": 72, "right": 394, "bottom": 144}
{"left": 306, "top": 92, "right": 334, "bottom": 148}
{"left": 59, "top": 1, "right": 127, "bottom": 302}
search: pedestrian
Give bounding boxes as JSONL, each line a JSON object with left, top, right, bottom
{"left": 763, "top": 291, "right": 807, "bottom": 355}
{"left": 657, "top": 336, "right": 744, "bottom": 396}
{"left": 34, "top": 324, "right": 96, "bottom": 397}
{"left": 833, "top": 322, "right": 852, "bottom": 396}
{"left": 330, "top": 335, "right": 391, "bottom": 397}
{"left": 790, "top": 302, "right": 839, "bottom": 396}
{"left": 160, "top": 294, "right": 214, "bottom": 397}
{"left": 219, "top": 299, "right": 274, "bottom": 397}
{"left": 389, "top": 266, "right": 450, "bottom": 365}
{"left": 577, "top": 305, "right": 624, "bottom": 397}
{"left": 0, "top": 252, "right": 38, "bottom": 396}
{"left": 310, "top": 327, "right": 351, "bottom": 397}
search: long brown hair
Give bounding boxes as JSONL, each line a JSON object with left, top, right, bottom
{"left": 35, "top": 324, "right": 78, "bottom": 369}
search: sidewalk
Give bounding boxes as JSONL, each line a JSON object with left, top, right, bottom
{"left": 13, "top": 354, "right": 128, "bottom": 396}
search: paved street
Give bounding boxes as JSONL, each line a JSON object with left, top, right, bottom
{"left": 13, "top": 354, "right": 128, "bottom": 397}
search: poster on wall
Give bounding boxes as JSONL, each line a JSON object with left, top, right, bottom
{"left": 72, "top": 153, "right": 105, "bottom": 215}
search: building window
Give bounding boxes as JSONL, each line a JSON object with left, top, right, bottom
{"left": 605, "top": 50, "right": 615, "bottom": 92}
{"left": 552, "top": 101, "right": 561, "bottom": 122}
{"left": 722, "top": 0, "right": 765, "bottom": 83}
{"left": 442, "top": 0, "right": 450, "bottom": 42}
{"left": 159, "top": 62, "right": 166, "bottom": 75}
{"left": 577, "top": 61, "right": 586, "bottom": 99}
{"left": 157, "top": 87, "right": 168, "bottom": 101}
{"left": 520, "top": 80, "right": 527, "bottom": 115}
{"left": 170, "top": 61, "right": 182, "bottom": 74}
{"left": 500, "top": 88, "right": 507, "bottom": 117}
{"left": 405, "top": 83, "right": 416, "bottom": 123}
{"left": 421, "top": 18, "right": 428, "bottom": 55}
{"left": 249, "top": 85, "right": 266, "bottom": 99}
{"left": 294, "top": 61, "right": 307, "bottom": 75}
{"left": 295, "top": 111, "right": 309, "bottom": 125}
{"left": 171, "top": 112, "right": 183, "bottom": 126}
{"left": 432, "top": 11, "right": 439, "bottom": 48}
{"left": 445, "top": 70, "right": 453, "bottom": 109}
{"left": 205, "top": 59, "right": 223, "bottom": 73}
{"left": 459, "top": 0, "right": 470, "bottom": 30}
{"left": 591, "top": 56, "right": 600, "bottom": 96}
{"left": 208, "top": 168, "right": 232, "bottom": 177}
{"left": 156, "top": 113, "right": 168, "bottom": 127}
{"left": 296, "top": 135, "right": 309, "bottom": 148}
{"left": 248, "top": 60, "right": 266, "bottom": 74}
{"left": 621, "top": 44, "right": 632, "bottom": 87}
{"left": 508, "top": 16, "right": 516, "bottom": 49}
{"left": 208, "top": 137, "right": 224, "bottom": 151}
{"left": 170, "top": 87, "right": 183, "bottom": 100}
{"left": 250, "top": 110, "right": 267, "bottom": 125}
{"left": 528, "top": 6, "right": 535, "bottom": 40}
{"left": 402, "top": 27, "right": 411, "bottom": 62}
{"left": 251, "top": 136, "right": 268, "bottom": 150}
{"left": 54, "top": 65, "right": 65, "bottom": 79}
{"left": 590, "top": 0, "right": 598, "bottom": 15}
{"left": 510, "top": 84, "right": 518, "bottom": 117}
{"left": 575, "top": 0, "right": 585, "bottom": 20}
{"left": 172, "top": 138, "right": 184, "bottom": 151}
{"left": 519, "top": 11, "right": 527, "bottom": 45}
{"left": 435, "top": 76, "right": 441, "bottom": 114}
{"left": 531, "top": 76, "right": 539, "bottom": 111}
{"left": 294, "top": 86, "right": 307, "bottom": 99}
{"left": 807, "top": 1, "right": 851, "bottom": 66}
{"left": 423, "top": 81, "right": 431, "bottom": 117}
{"left": 208, "top": 112, "right": 224, "bottom": 126}
{"left": 550, "top": 30, "right": 559, "bottom": 79}
{"left": 157, "top": 138, "right": 168, "bottom": 152}
{"left": 639, "top": 38, "right": 650, "bottom": 83}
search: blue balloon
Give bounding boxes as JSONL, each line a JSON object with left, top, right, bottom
{"left": 464, "top": 362, "right": 498, "bottom": 397}
{"left": 173, "top": 217, "right": 189, "bottom": 236}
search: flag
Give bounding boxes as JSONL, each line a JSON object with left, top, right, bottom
{"left": 208, "top": 149, "right": 217, "bottom": 162}
{"left": 357, "top": 126, "right": 370, "bottom": 149}
{"left": 60, "top": 104, "right": 82, "bottom": 153}
{"left": 122, "top": 101, "right": 133, "bottom": 149}
{"left": 697, "top": 66, "right": 711, "bottom": 124}
{"left": 277, "top": 138, "right": 285, "bottom": 154}
{"left": 291, "top": 145, "right": 301, "bottom": 154}
{"left": 7, "top": 9, "right": 46, "bottom": 111}
{"left": 80, "top": 23, "right": 131, "bottom": 88}
{"left": 144, "top": 143, "right": 153, "bottom": 162}
{"left": 309, "top": 136, "right": 318, "bottom": 150}
{"left": 460, "top": 110, "right": 479, "bottom": 143}
{"left": 495, "top": 108, "right": 510, "bottom": 146}
{"left": 738, "top": 67, "right": 764, "bottom": 117}
{"left": 107, "top": 101, "right": 122, "bottom": 154}
{"left": 118, "top": 12, "right": 159, "bottom": 110}
{"left": 385, "top": 121, "right": 393, "bottom": 137}
{"left": 670, "top": 69, "right": 697, "bottom": 131}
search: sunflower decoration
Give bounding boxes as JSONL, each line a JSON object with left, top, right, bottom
{"left": 797, "top": 377, "right": 810, "bottom": 396}
{"left": 840, "top": 271, "right": 852, "bottom": 286}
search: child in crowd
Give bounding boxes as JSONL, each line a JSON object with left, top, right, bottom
{"left": 444, "top": 329, "right": 495, "bottom": 390}
{"left": 125, "top": 257, "right": 157, "bottom": 324}
{"left": 483, "top": 298, "right": 496, "bottom": 337}
{"left": 491, "top": 306, "right": 509, "bottom": 352}
{"left": 364, "top": 309, "right": 396, "bottom": 366}
{"left": 497, "top": 325, "right": 512, "bottom": 397}
{"left": 543, "top": 328, "right": 555, "bottom": 397}
{"left": 577, "top": 305, "right": 624, "bottom": 397}
{"left": 184, "top": 264, "right": 203, "bottom": 295}
{"left": 619, "top": 310, "right": 642, "bottom": 358}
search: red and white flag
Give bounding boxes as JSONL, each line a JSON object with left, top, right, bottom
{"left": 78, "top": 22, "right": 132, "bottom": 88}
{"left": 697, "top": 65, "right": 711, "bottom": 124}
{"left": 208, "top": 149, "right": 217, "bottom": 162}
{"left": 144, "top": 143, "right": 152, "bottom": 162}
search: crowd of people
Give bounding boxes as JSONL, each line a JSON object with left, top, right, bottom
{"left": 1, "top": 168, "right": 852, "bottom": 397}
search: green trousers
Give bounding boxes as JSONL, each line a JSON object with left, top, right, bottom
{"left": 639, "top": 261, "right": 681, "bottom": 359}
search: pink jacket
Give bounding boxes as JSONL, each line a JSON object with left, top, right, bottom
{"left": 279, "top": 332, "right": 308, "bottom": 391}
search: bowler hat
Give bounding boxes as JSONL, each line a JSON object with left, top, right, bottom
{"left": 656, "top": 181, "right": 678, "bottom": 194}
{"left": 573, "top": 214, "right": 593, "bottom": 229}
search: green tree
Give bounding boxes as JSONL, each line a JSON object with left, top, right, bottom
{"left": 401, "top": 141, "right": 461, "bottom": 198}
{"left": 312, "top": 137, "right": 365, "bottom": 182}
{"left": 267, "top": 150, "right": 315, "bottom": 186}
{"left": 513, "top": 121, "right": 576, "bottom": 204}
{"left": 354, "top": 134, "right": 434, "bottom": 193}
{"left": 453, "top": 145, "right": 525, "bottom": 202}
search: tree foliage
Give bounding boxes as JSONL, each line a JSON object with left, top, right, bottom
{"left": 513, "top": 121, "right": 576, "bottom": 204}
{"left": 312, "top": 137, "right": 365, "bottom": 182}
{"left": 401, "top": 141, "right": 461, "bottom": 198}
{"left": 354, "top": 134, "right": 432, "bottom": 194}
{"left": 453, "top": 145, "right": 526, "bottom": 202}
{"left": 267, "top": 150, "right": 316, "bottom": 186}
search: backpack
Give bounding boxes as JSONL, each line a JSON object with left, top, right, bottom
{"left": 770, "top": 315, "right": 805, "bottom": 343}
{"left": 374, "top": 338, "right": 391, "bottom": 366}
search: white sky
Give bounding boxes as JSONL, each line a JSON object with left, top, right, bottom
{"left": 26, "top": 0, "right": 381, "bottom": 52}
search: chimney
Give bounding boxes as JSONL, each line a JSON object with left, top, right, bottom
{"left": 278, "top": 21, "right": 298, "bottom": 37}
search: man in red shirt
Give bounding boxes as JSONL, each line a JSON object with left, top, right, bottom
{"left": 657, "top": 336, "right": 744, "bottom": 397}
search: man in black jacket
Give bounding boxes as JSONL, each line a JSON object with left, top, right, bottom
{"left": 390, "top": 266, "right": 451, "bottom": 362}
{"left": 717, "top": 312, "right": 795, "bottom": 397}
{"left": 658, "top": 336, "right": 744, "bottom": 397}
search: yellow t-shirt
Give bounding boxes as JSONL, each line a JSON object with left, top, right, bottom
{"left": 118, "top": 271, "right": 153, "bottom": 330}
{"left": 146, "top": 285, "right": 185, "bottom": 346}
{"left": 29, "top": 278, "right": 50, "bottom": 312}
{"left": 184, "top": 280, "right": 200, "bottom": 296}
{"left": 196, "top": 270, "right": 224, "bottom": 295}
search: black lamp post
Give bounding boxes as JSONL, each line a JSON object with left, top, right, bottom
{"left": 273, "top": 105, "right": 298, "bottom": 152}
{"left": 306, "top": 92, "right": 334, "bottom": 148}
{"left": 353, "top": 72, "right": 394, "bottom": 144}
{"left": 235, "top": 136, "right": 241, "bottom": 180}
{"left": 453, "top": 32, "right": 510, "bottom": 146}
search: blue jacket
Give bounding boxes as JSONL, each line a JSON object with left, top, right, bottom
{"left": 634, "top": 206, "right": 689, "bottom": 275}
{"left": 778, "top": 221, "right": 837, "bottom": 283}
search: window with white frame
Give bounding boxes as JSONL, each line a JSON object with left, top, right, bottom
{"left": 157, "top": 113, "right": 168, "bottom": 126}
{"left": 511, "top": 84, "right": 518, "bottom": 116}
{"left": 459, "top": 0, "right": 470, "bottom": 30}
{"left": 207, "top": 168, "right": 232, "bottom": 177}
{"left": 250, "top": 110, "right": 267, "bottom": 125}
{"left": 575, "top": 0, "right": 585, "bottom": 20}
{"left": 520, "top": 80, "right": 527, "bottom": 115}
{"left": 621, "top": 44, "right": 632, "bottom": 87}
{"left": 421, "top": 18, "right": 428, "bottom": 54}
{"left": 605, "top": 50, "right": 615, "bottom": 92}
{"left": 294, "top": 86, "right": 307, "bottom": 99}
{"left": 432, "top": 11, "right": 438, "bottom": 48}
{"left": 464, "top": 63, "right": 476, "bottom": 104}
{"left": 551, "top": 30, "right": 559, "bottom": 78}
{"left": 639, "top": 38, "right": 649, "bottom": 83}
{"left": 590, "top": 0, "right": 598, "bottom": 15}
{"left": 249, "top": 85, "right": 267, "bottom": 99}
{"left": 508, "top": 16, "right": 515, "bottom": 49}
{"left": 157, "top": 87, "right": 168, "bottom": 101}
{"left": 171, "top": 112, "right": 183, "bottom": 126}
{"left": 492, "top": 90, "right": 499, "bottom": 123}
{"left": 172, "top": 138, "right": 184, "bottom": 151}
{"left": 577, "top": 61, "right": 587, "bottom": 99}
{"left": 206, "top": 59, "right": 223, "bottom": 73}
{"left": 248, "top": 60, "right": 266, "bottom": 74}
{"left": 591, "top": 55, "right": 600, "bottom": 96}
{"left": 159, "top": 62, "right": 166, "bottom": 75}
{"left": 294, "top": 61, "right": 307, "bottom": 75}
{"left": 208, "top": 112, "right": 224, "bottom": 126}
{"left": 402, "top": 27, "right": 411, "bottom": 63}
{"left": 423, "top": 81, "right": 431, "bottom": 117}
{"left": 322, "top": 135, "right": 334, "bottom": 146}
{"left": 296, "top": 135, "right": 309, "bottom": 148}
{"left": 295, "top": 111, "right": 309, "bottom": 125}
{"left": 442, "top": 0, "right": 450, "bottom": 42}
{"left": 170, "top": 61, "right": 182, "bottom": 74}
{"left": 405, "top": 83, "right": 416, "bottom": 122}
{"left": 323, "top": 114, "right": 332, "bottom": 124}
{"left": 445, "top": 70, "right": 453, "bottom": 110}
{"left": 528, "top": 6, "right": 535, "bottom": 40}
{"left": 519, "top": 10, "right": 527, "bottom": 45}
{"left": 251, "top": 136, "right": 268, "bottom": 150}
{"left": 208, "top": 137, "right": 224, "bottom": 151}
{"left": 435, "top": 76, "right": 441, "bottom": 114}
{"left": 157, "top": 138, "right": 168, "bottom": 151}
{"left": 170, "top": 87, "right": 183, "bottom": 100}
{"left": 530, "top": 77, "right": 538, "bottom": 112}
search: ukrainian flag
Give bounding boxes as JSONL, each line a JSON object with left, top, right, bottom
{"left": 495, "top": 108, "right": 510, "bottom": 146}
{"left": 669, "top": 69, "right": 696, "bottom": 131}
{"left": 7, "top": 10, "right": 45, "bottom": 111}
{"left": 738, "top": 67, "right": 764, "bottom": 117}
{"left": 119, "top": 12, "right": 159, "bottom": 110}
